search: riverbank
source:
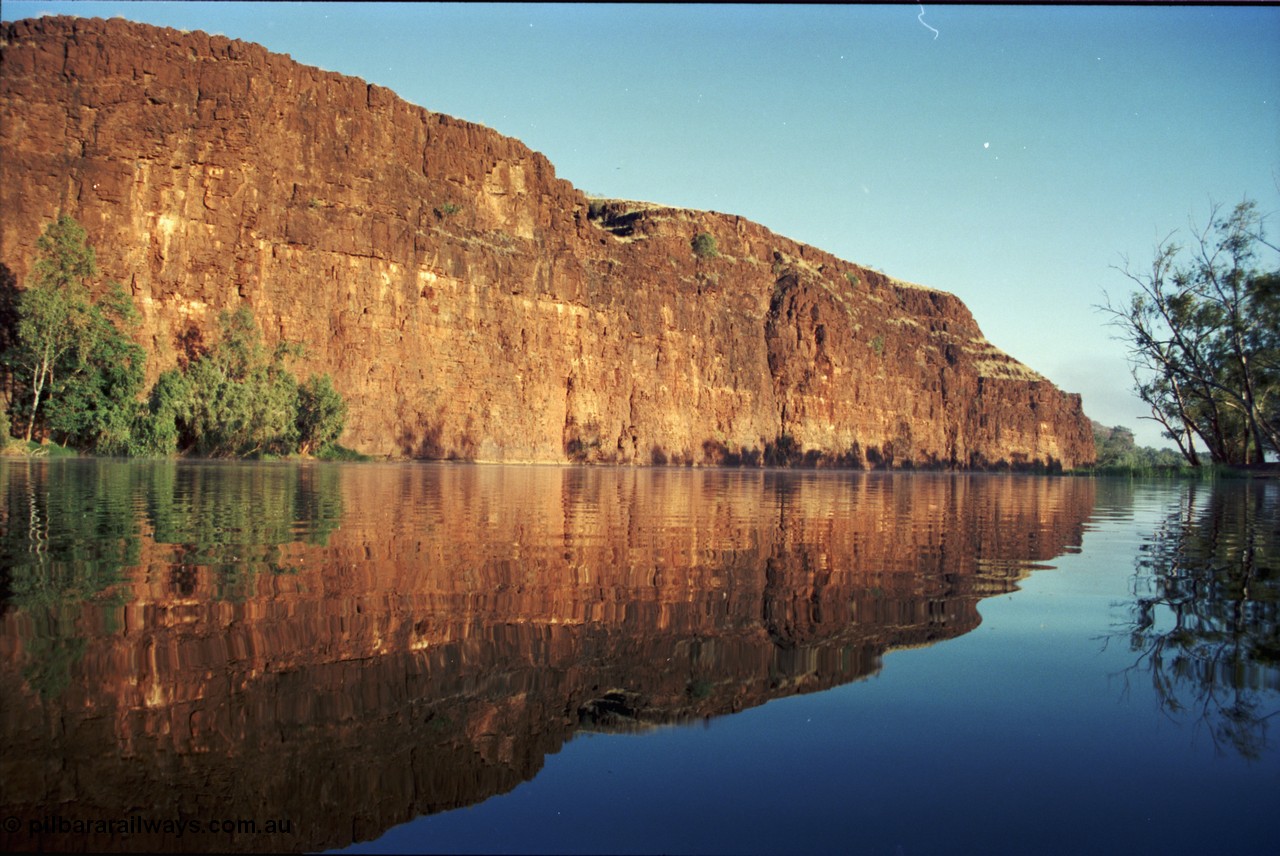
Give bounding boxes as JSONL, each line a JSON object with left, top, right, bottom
{"left": 3, "top": 435, "right": 1274, "bottom": 475}
{"left": 0, "top": 438, "right": 370, "bottom": 462}
{"left": 1077, "top": 462, "right": 1280, "bottom": 479}
{"left": 0, "top": 439, "right": 80, "bottom": 459}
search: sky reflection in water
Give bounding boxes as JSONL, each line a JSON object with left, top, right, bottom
{"left": 1, "top": 462, "right": 1275, "bottom": 854}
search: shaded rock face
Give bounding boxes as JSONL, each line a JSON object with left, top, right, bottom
{"left": 0, "top": 16, "right": 1095, "bottom": 467}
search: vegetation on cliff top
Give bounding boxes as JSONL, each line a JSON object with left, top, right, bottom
{"left": 1, "top": 215, "right": 349, "bottom": 459}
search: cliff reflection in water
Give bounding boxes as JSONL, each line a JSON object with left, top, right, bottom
{"left": 1, "top": 461, "right": 1094, "bottom": 852}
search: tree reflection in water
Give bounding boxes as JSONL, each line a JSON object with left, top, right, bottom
{"left": 1119, "top": 480, "right": 1280, "bottom": 758}
{"left": 0, "top": 459, "right": 344, "bottom": 697}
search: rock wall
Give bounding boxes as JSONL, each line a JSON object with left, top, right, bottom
{"left": 0, "top": 16, "right": 1095, "bottom": 467}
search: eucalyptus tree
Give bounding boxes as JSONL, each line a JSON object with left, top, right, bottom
{"left": 43, "top": 282, "right": 146, "bottom": 453}
{"left": 179, "top": 306, "right": 302, "bottom": 457}
{"left": 135, "top": 307, "right": 348, "bottom": 458}
{"left": 296, "top": 373, "right": 347, "bottom": 455}
{"left": 9, "top": 214, "right": 96, "bottom": 442}
{"left": 4, "top": 214, "right": 145, "bottom": 449}
{"left": 1102, "top": 200, "right": 1279, "bottom": 465}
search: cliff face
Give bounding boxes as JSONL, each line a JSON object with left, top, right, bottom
{"left": 0, "top": 16, "right": 1095, "bottom": 467}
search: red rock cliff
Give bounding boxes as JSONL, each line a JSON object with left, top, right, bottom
{"left": 0, "top": 16, "right": 1095, "bottom": 467}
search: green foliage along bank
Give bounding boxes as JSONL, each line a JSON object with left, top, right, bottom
{"left": 1090, "top": 422, "right": 1188, "bottom": 474}
{"left": 1, "top": 215, "right": 349, "bottom": 458}
{"left": 134, "top": 306, "right": 343, "bottom": 457}
{"left": 2, "top": 214, "right": 145, "bottom": 453}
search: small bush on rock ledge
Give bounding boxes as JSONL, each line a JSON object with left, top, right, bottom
{"left": 691, "top": 232, "right": 719, "bottom": 259}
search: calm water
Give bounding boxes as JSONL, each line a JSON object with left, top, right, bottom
{"left": 0, "top": 460, "right": 1276, "bottom": 855}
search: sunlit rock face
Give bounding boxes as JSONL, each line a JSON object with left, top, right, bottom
{"left": 0, "top": 463, "right": 1097, "bottom": 852}
{"left": 0, "top": 15, "right": 1094, "bottom": 468}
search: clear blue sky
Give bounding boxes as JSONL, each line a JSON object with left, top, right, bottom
{"left": 7, "top": 3, "right": 1279, "bottom": 447}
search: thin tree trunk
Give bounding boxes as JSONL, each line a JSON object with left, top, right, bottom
{"left": 24, "top": 359, "right": 46, "bottom": 443}
{"left": 1163, "top": 371, "right": 1208, "bottom": 466}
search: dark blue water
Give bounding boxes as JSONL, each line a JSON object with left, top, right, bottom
{"left": 1, "top": 461, "right": 1275, "bottom": 854}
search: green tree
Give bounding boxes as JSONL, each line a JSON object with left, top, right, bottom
{"left": 1093, "top": 423, "right": 1137, "bottom": 468}
{"left": 7, "top": 215, "right": 98, "bottom": 441}
{"left": 132, "top": 307, "right": 349, "bottom": 458}
{"left": 692, "top": 232, "right": 719, "bottom": 259}
{"left": 296, "top": 373, "right": 347, "bottom": 455}
{"left": 43, "top": 282, "right": 146, "bottom": 453}
{"left": 4, "top": 215, "right": 146, "bottom": 449}
{"left": 129, "top": 368, "right": 191, "bottom": 456}
{"left": 1102, "top": 200, "right": 1280, "bottom": 465}
{"left": 179, "top": 306, "right": 301, "bottom": 456}
{"left": 1091, "top": 422, "right": 1186, "bottom": 471}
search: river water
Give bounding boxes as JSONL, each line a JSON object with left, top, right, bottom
{"left": 1, "top": 460, "right": 1276, "bottom": 854}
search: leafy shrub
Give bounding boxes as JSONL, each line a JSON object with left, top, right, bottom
{"left": 5, "top": 215, "right": 147, "bottom": 450}
{"left": 870, "top": 335, "right": 885, "bottom": 356}
{"left": 296, "top": 373, "right": 347, "bottom": 455}
{"left": 315, "top": 443, "right": 369, "bottom": 461}
{"left": 434, "top": 201, "right": 462, "bottom": 219}
{"left": 133, "top": 307, "right": 347, "bottom": 458}
{"left": 128, "top": 369, "right": 190, "bottom": 456}
{"left": 691, "top": 232, "right": 719, "bottom": 259}
{"left": 177, "top": 307, "right": 301, "bottom": 457}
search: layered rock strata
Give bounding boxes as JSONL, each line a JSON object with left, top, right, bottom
{"left": 0, "top": 16, "right": 1095, "bottom": 467}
